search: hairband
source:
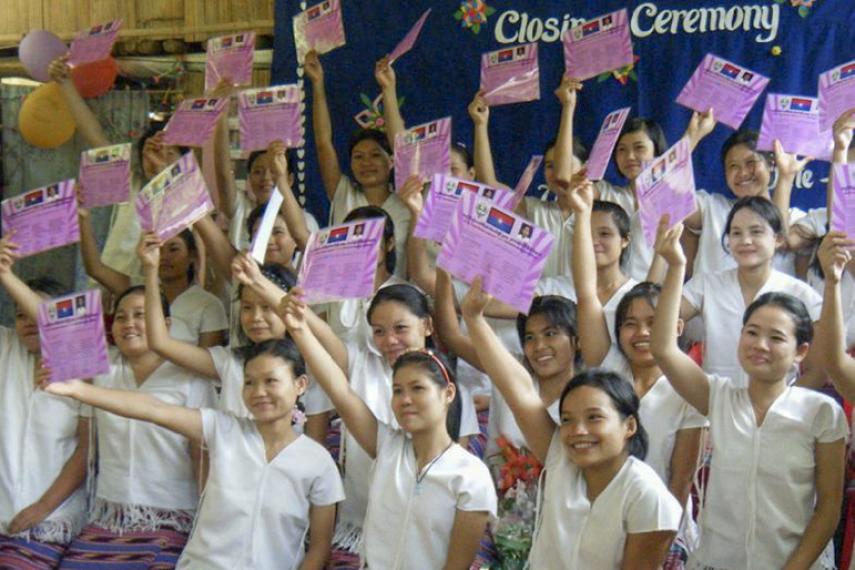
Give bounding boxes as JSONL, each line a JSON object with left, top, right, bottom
{"left": 418, "top": 349, "right": 452, "bottom": 386}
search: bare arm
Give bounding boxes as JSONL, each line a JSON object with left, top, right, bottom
{"left": 468, "top": 93, "right": 500, "bottom": 187}
{"left": 682, "top": 109, "right": 716, "bottom": 153}
{"left": 397, "top": 175, "right": 438, "bottom": 295}
{"left": 442, "top": 510, "right": 490, "bottom": 570}
{"left": 434, "top": 269, "right": 482, "bottom": 371}
{"left": 376, "top": 56, "right": 405, "bottom": 151}
{"left": 0, "top": 234, "right": 45, "bottom": 320}
{"left": 212, "top": 113, "right": 237, "bottom": 219}
{"left": 552, "top": 75, "right": 582, "bottom": 186}
{"left": 667, "top": 427, "right": 702, "bottom": 507}
{"left": 305, "top": 51, "right": 342, "bottom": 201}
{"left": 299, "top": 503, "right": 338, "bottom": 570}
{"left": 77, "top": 205, "right": 131, "bottom": 295}
{"left": 829, "top": 108, "right": 855, "bottom": 211}
{"left": 269, "top": 142, "right": 311, "bottom": 251}
{"left": 48, "top": 56, "right": 109, "bottom": 148}
{"left": 771, "top": 140, "right": 809, "bottom": 242}
{"left": 193, "top": 214, "right": 238, "bottom": 285}
{"left": 621, "top": 531, "right": 677, "bottom": 570}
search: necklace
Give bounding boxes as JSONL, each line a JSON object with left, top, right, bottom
{"left": 414, "top": 441, "right": 454, "bottom": 493}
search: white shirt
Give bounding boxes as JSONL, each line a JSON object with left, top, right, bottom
{"left": 326, "top": 275, "right": 408, "bottom": 346}
{"left": 529, "top": 431, "right": 683, "bottom": 569}
{"left": 169, "top": 284, "right": 228, "bottom": 344}
{"left": 229, "top": 189, "right": 320, "bottom": 253}
{"left": 178, "top": 410, "right": 344, "bottom": 570}
{"left": 690, "top": 375, "right": 849, "bottom": 570}
{"left": 361, "top": 425, "right": 497, "bottom": 570}
{"left": 626, "top": 211, "right": 655, "bottom": 282}
{"left": 101, "top": 178, "right": 144, "bottom": 284}
{"left": 485, "top": 375, "right": 561, "bottom": 460}
{"left": 683, "top": 268, "right": 822, "bottom": 387}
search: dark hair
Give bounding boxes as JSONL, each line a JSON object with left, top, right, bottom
{"left": 720, "top": 129, "right": 772, "bottom": 169}
{"left": 113, "top": 285, "right": 170, "bottom": 318}
{"left": 344, "top": 206, "right": 396, "bottom": 274}
{"left": 25, "top": 277, "right": 67, "bottom": 298}
{"left": 743, "top": 292, "right": 813, "bottom": 346}
{"left": 592, "top": 200, "right": 631, "bottom": 265}
{"left": 236, "top": 263, "right": 297, "bottom": 305}
{"left": 167, "top": 229, "right": 197, "bottom": 283}
{"left": 721, "top": 196, "right": 783, "bottom": 253}
{"left": 246, "top": 202, "right": 286, "bottom": 240}
{"left": 348, "top": 128, "right": 392, "bottom": 157}
{"left": 241, "top": 337, "right": 307, "bottom": 378}
{"left": 248, "top": 148, "right": 297, "bottom": 179}
{"left": 451, "top": 142, "right": 474, "bottom": 170}
{"left": 614, "top": 282, "right": 660, "bottom": 353}
{"left": 138, "top": 122, "right": 190, "bottom": 174}
{"left": 517, "top": 295, "right": 580, "bottom": 366}
{"left": 544, "top": 137, "right": 589, "bottom": 163}
{"left": 559, "top": 369, "right": 648, "bottom": 460}
{"left": 393, "top": 350, "right": 461, "bottom": 441}
{"left": 612, "top": 118, "right": 667, "bottom": 177}
{"left": 368, "top": 283, "right": 430, "bottom": 321}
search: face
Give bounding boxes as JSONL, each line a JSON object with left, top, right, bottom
{"left": 618, "top": 299, "right": 656, "bottom": 366}
{"left": 350, "top": 139, "right": 392, "bottom": 188}
{"left": 726, "top": 208, "right": 779, "bottom": 268}
{"left": 738, "top": 305, "right": 808, "bottom": 383}
{"left": 450, "top": 150, "right": 475, "bottom": 181}
{"left": 243, "top": 354, "right": 306, "bottom": 422}
{"left": 248, "top": 154, "right": 275, "bottom": 203}
{"left": 590, "top": 211, "right": 628, "bottom": 268}
{"left": 370, "top": 301, "right": 431, "bottom": 366}
{"left": 112, "top": 292, "right": 150, "bottom": 357}
{"left": 615, "top": 130, "right": 656, "bottom": 181}
{"left": 252, "top": 216, "right": 297, "bottom": 265}
{"left": 240, "top": 287, "right": 287, "bottom": 343}
{"left": 523, "top": 313, "right": 576, "bottom": 380}
{"left": 142, "top": 143, "right": 183, "bottom": 180}
{"left": 158, "top": 236, "right": 193, "bottom": 281}
{"left": 559, "top": 385, "right": 636, "bottom": 470}
{"left": 724, "top": 144, "right": 771, "bottom": 198}
{"left": 15, "top": 293, "right": 49, "bottom": 354}
{"left": 391, "top": 363, "right": 454, "bottom": 434}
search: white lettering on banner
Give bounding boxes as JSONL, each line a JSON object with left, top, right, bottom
{"left": 494, "top": 3, "right": 780, "bottom": 45}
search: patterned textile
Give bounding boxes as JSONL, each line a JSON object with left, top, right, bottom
{"left": 0, "top": 535, "right": 66, "bottom": 570}
{"left": 57, "top": 525, "right": 187, "bottom": 569}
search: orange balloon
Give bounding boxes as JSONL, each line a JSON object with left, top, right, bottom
{"left": 18, "top": 82, "right": 76, "bottom": 149}
{"left": 71, "top": 57, "right": 118, "bottom": 98}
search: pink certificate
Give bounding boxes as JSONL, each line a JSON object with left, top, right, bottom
{"left": 78, "top": 143, "right": 132, "bottom": 208}
{"left": 238, "top": 85, "right": 304, "bottom": 151}
{"left": 414, "top": 174, "right": 515, "bottom": 243}
{"left": 438, "top": 192, "right": 554, "bottom": 313}
{"left": 388, "top": 9, "right": 431, "bottom": 63}
{"left": 135, "top": 153, "right": 214, "bottom": 241}
{"left": 586, "top": 107, "right": 631, "bottom": 181}
{"left": 68, "top": 20, "right": 121, "bottom": 66}
{"left": 510, "top": 154, "right": 544, "bottom": 209}
{"left": 297, "top": 218, "right": 385, "bottom": 304}
{"left": 819, "top": 59, "right": 855, "bottom": 132}
{"left": 162, "top": 97, "right": 228, "bottom": 147}
{"left": 1, "top": 180, "right": 79, "bottom": 258}
{"left": 563, "top": 9, "right": 633, "bottom": 81}
{"left": 757, "top": 94, "right": 833, "bottom": 161}
{"left": 830, "top": 162, "right": 855, "bottom": 239}
{"left": 205, "top": 32, "right": 256, "bottom": 92}
{"left": 636, "top": 138, "right": 697, "bottom": 246}
{"left": 676, "top": 54, "right": 769, "bottom": 130}
{"left": 480, "top": 43, "right": 540, "bottom": 107}
{"left": 38, "top": 289, "right": 110, "bottom": 383}
{"left": 394, "top": 117, "right": 451, "bottom": 190}
{"left": 293, "top": 0, "right": 346, "bottom": 64}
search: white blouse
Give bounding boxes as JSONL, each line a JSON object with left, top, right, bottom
{"left": 169, "top": 284, "right": 228, "bottom": 344}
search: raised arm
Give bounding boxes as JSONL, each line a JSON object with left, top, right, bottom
{"left": 212, "top": 112, "right": 238, "bottom": 219}
{"left": 443, "top": 510, "right": 491, "bottom": 570}
{"left": 771, "top": 139, "right": 810, "bottom": 242}
{"left": 48, "top": 56, "right": 109, "bottom": 148}
{"left": 398, "top": 175, "right": 437, "bottom": 295}
{"left": 193, "top": 214, "right": 237, "bottom": 286}
{"left": 682, "top": 108, "right": 716, "bottom": 153}
{"left": 268, "top": 141, "right": 310, "bottom": 251}
{"left": 434, "top": 268, "right": 482, "bottom": 371}
{"left": 77, "top": 197, "right": 131, "bottom": 295}
{"left": 829, "top": 108, "right": 855, "bottom": 210}
{"left": 552, "top": 75, "right": 582, "bottom": 187}
{"left": 469, "top": 93, "right": 500, "bottom": 185}
{"left": 375, "top": 56, "right": 405, "bottom": 151}
{"left": 305, "top": 51, "right": 342, "bottom": 201}
{"left": 0, "top": 233, "right": 44, "bottom": 319}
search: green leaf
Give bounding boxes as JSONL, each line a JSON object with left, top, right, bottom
{"left": 454, "top": 11, "right": 462, "bottom": 21}
{"left": 397, "top": 96, "right": 406, "bottom": 107}
{"left": 629, "top": 70, "right": 638, "bottom": 81}
{"left": 472, "top": 23, "right": 481, "bottom": 33}
{"left": 360, "top": 93, "right": 373, "bottom": 108}
{"left": 798, "top": 6, "right": 810, "bottom": 17}
{"left": 597, "top": 74, "right": 608, "bottom": 83}
{"left": 486, "top": 6, "right": 495, "bottom": 16}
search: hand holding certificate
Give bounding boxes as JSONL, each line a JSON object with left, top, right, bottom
{"left": 68, "top": 20, "right": 121, "bottom": 66}
{"left": 818, "top": 59, "right": 855, "bottom": 132}
{"left": 830, "top": 162, "right": 855, "bottom": 240}
{"left": 205, "top": 32, "right": 255, "bottom": 92}
{"left": 238, "top": 85, "right": 304, "bottom": 151}
{"left": 563, "top": 9, "right": 634, "bottom": 81}
{"left": 1, "top": 180, "right": 79, "bottom": 258}
{"left": 480, "top": 43, "right": 540, "bottom": 107}
{"left": 636, "top": 138, "right": 697, "bottom": 246}
{"left": 162, "top": 97, "right": 228, "bottom": 147}
{"left": 586, "top": 107, "right": 631, "bottom": 181}
{"left": 250, "top": 190, "right": 285, "bottom": 264}
{"left": 394, "top": 117, "right": 451, "bottom": 190}
{"left": 293, "top": 0, "right": 346, "bottom": 64}
{"left": 510, "top": 155, "right": 543, "bottom": 209}
{"left": 78, "top": 143, "right": 132, "bottom": 207}
{"left": 757, "top": 94, "right": 832, "bottom": 161}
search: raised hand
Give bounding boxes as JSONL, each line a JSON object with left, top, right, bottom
{"left": 653, "top": 215, "right": 686, "bottom": 266}
{"left": 47, "top": 54, "right": 71, "bottom": 83}
{"left": 374, "top": 56, "right": 396, "bottom": 92}
{"left": 278, "top": 286, "right": 308, "bottom": 332}
{"left": 554, "top": 75, "right": 583, "bottom": 112}
{"left": 833, "top": 108, "right": 855, "bottom": 154}
{"left": 136, "top": 232, "right": 162, "bottom": 269}
{"left": 0, "top": 232, "right": 21, "bottom": 274}
{"left": 398, "top": 174, "right": 425, "bottom": 216}
{"left": 468, "top": 91, "right": 490, "bottom": 127}
{"left": 772, "top": 139, "right": 812, "bottom": 178}
{"left": 817, "top": 231, "right": 855, "bottom": 285}
{"left": 231, "top": 251, "right": 262, "bottom": 286}
{"left": 460, "top": 276, "right": 493, "bottom": 320}
{"left": 565, "top": 175, "right": 595, "bottom": 214}
{"left": 304, "top": 50, "right": 324, "bottom": 85}
{"left": 267, "top": 140, "right": 289, "bottom": 180}
{"left": 142, "top": 131, "right": 170, "bottom": 177}
{"left": 685, "top": 108, "right": 716, "bottom": 149}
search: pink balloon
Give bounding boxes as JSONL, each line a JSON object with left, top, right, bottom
{"left": 19, "top": 30, "right": 68, "bottom": 82}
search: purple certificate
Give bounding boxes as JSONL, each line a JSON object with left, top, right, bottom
{"left": 480, "top": 43, "right": 540, "bottom": 107}
{"left": 394, "top": 117, "right": 451, "bottom": 190}
{"left": 162, "top": 97, "right": 228, "bottom": 147}
{"left": 238, "top": 85, "right": 304, "bottom": 151}
{"left": 757, "top": 94, "right": 833, "bottom": 161}
{"left": 78, "top": 143, "right": 132, "bottom": 208}
{"left": 38, "top": 289, "right": 110, "bottom": 383}
{"left": 388, "top": 9, "right": 431, "bottom": 63}
{"left": 563, "top": 9, "right": 633, "bottom": 81}
{"left": 818, "top": 60, "right": 855, "bottom": 132}
{"left": 636, "top": 138, "right": 697, "bottom": 246}
{"left": 414, "top": 174, "right": 515, "bottom": 243}
{"left": 437, "top": 192, "right": 554, "bottom": 313}
{"left": 586, "top": 107, "right": 631, "bottom": 181}
{"left": 205, "top": 32, "right": 256, "bottom": 92}
{"left": 830, "top": 162, "right": 855, "bottom": 239}
{"left": 1, "top": 180, "right": 79, "bottom": 258}
{"left": 297, "top": 218, "right": 385, "bottom": 304}
{"left": 510, "top": 154, "right": 543, "bottom": 209}
{"left": 293, "top": 0, "right": 346, "bottom": 64}
{"left": 135, "top": 153, "right": 214, "bottom": 241}
{"left": 68, "top": 20, "right": 121, "bottom": 66}
{"left": 676, "top": 54, "right": 769, "bottom": 130}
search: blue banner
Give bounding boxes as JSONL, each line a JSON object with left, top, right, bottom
{"left": 273, "top": 0, "right": 855, "bottom": 223}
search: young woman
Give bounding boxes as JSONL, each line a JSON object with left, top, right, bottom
{"left": 461, "top": 278, "right": 682, "bottom": 569}
{"left": 816, "top": 231, "right": 855, "bottom": 403}
{"left": 652, "top": 219, "right": 848, "bottom": 570}
{"left": 46, "top": 338, "right": 343, "bottom": 570}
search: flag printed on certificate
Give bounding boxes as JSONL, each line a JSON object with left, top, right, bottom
{"left": 787, "top": 97, "right": 814, "bottom": 112}
{"left": 486, "top": 208, "right": 515, "bottom": 234}
{"left": 55, "top": 299, "right": 74, "bottom": 320}
{"left": 326, "top": 226, "right": 349, "bottom": 244}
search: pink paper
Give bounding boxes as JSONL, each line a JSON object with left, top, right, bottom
{"left": 437, "top": 192, "right": 554, "bottom": 313}
{"left": 510, "top": 155, "right": 543, "bottom": 209}
{"left": 293, "top": 0, "right": 346, "bottom": 63}
{"left": 297, "top": 218, "right": 385, "bottom": 304}
{"left": 68, "top": 20, "right": 121, "bottom": 66}
{"left": 830, "top": 162, "right": 855, "bottom": 239}
{"left": 586, "top": 107, "right": 631, "bottom": 181}
{"left": 78, "top": 143, "right": 132, "bottom": 208}
{"left": 676, "top": 53, "right": 770, "bottom": 130}
{"left": 414, "top": 174, "right": 516, "bottom": 243}
{"left": 205, "top": 32, "right": 256, "bottom": 92}
{"left": 1, "top": 179, "right": 79, "bottom": 258}
{"left": 480, "top": 43, "right": 540, "bottom": 107}
{"left": 394, "top": 117, "right": 451, "bottom": 190}
{"left": 162, "top": 97, "right": 228, "bottom": 147}
{"left": 38, "top": 289, "right": 110, "bottom": 383}
{"left": 636, "top": 138, "right": 697, "bottom": 246}
{"left": 388, "top": 9, "right": 431, "bottom": 63}
{"left": 563, "top": 9, "right": 633, "bottom": 81}
{"left": 757, "top": 94, "right": 833, "bottom": 161}
{"left": 135, "top": 152, "right": 214, "bottom": 241}
{"left": 238, "top": 85, "right": 305, "bottom": 151}
{"left": 818, "top": 59, "right": 855, "bottom": 132}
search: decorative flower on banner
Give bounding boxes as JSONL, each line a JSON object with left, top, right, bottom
{"left": 454, "top": 0, "right": 496, "bottom": 34}
{"left": 598, "top": 54, "right": 640, "bottom": 86}
{"left": 774, "top": 0, "right": 816, "bottom": 18}
{"left": 354, "top": 92, "right": 405, "bottom": 130}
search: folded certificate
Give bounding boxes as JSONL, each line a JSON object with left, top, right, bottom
{"left": 563, "top": 9, "right": 633, "bottom": 81}
{"left": 68, "top": 20, "right": 121, "bottom": 65}
{"left": 480, "top": 43, "right": 540, "bottom": 107}
{"left": 79, "top": 143, "right": 132, "bottom": 207}
{"left": 1, "top": 180, "right": 79, "bottom": 258}
{"left": 394, "top": 117, "right": 451, "bottom": 190}
{"left": 586, "top": 107, "right": 631, "bottom": 181}
{"left": 831, "top": 162, "right": 855, "bottom": 240}
{"left": 757, "top": 94, "right": 833, "bottom": 161}
{"left": 293, "top": 0, "right": 346, "bottom": 63}
{"left": 238, "top": 85, "right": 304, "bottom": 151}
{"left": 162, "top": 97, "right": 228, "bottom": 147}
{"left": 636, "top": 138, "right": 697, "bottom": 246}
{"left": 205, "top": 32, "right": 255, "bottom": 92}
{"left": 818, "top": 59, "right": 855, "bottom": 132}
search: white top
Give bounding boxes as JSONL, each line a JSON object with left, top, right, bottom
{"left": 228, "top": 189, "right": 320, "bottom": 253}
{"left": 93, "top": 350, "right": 216, "bottom": 511}
{"left": 626, "top": 211, "right": 654, "bottom": 282}
{"left": 177, "top": 410, "right": 344, "bottom": 570}
{"left": 690, "top": 375, "right": 849, "bottom": 570}
{"left": 325, "top": 275, "right": 408, "bottom": 347}
{"left": 683, "top": 268, "right": 823, "bottom": 387}
{"left": 169, "top": 284, "right": 228, "bottom": 344}
{"left": 529, "top": 431, "right": 683, "bottom": 569}
{"left": 361, "top": 425, "right": 497, "bottom": 569}
{"left": 485, "top": 375, "right": 561, "bottom": 460}
{"left": 0, "top": 327, "right": 88, "bottom": 541}
{"left": 101, "top": 181, "right": 144, "bottom": 284}
{"left": 330, "top": 176, "right": 411, "bottom": 279}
